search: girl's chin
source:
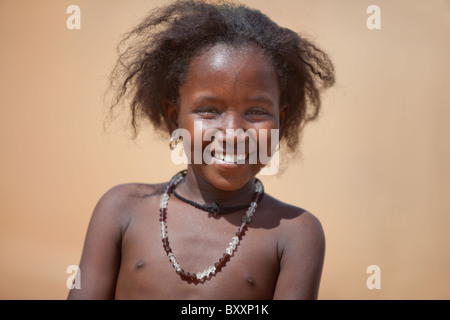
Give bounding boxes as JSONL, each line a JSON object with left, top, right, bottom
{"left": 190, "top": 163, "right": 261, "bottom": 191}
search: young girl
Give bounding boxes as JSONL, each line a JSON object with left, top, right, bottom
{"left": 68, "top": 0, "right": 335, "bottom": 300}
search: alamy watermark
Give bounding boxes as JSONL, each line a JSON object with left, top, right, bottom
{"left": 66, "top": 264, "right": 382, "bottom": 291}
{"left": 169, "top": 121, "right": 280, "bottom": 175}
{"left": 66, "top": 265, "right": 81, "bottom": 289}
{"left": 66, "top": 4, "right": 380, "bottom": 31}
{"left": 366, "top": 265, "right": 381, "bottom": 290}
{"left": 66, "top": 5, "right": 81, "bottom": 30}
{"left": 367, "top": 5, "right": 381, "bottom": 30}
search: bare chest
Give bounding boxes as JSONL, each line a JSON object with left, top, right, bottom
{"left": 114, "top": 201, "right": 280, "bottom": 299}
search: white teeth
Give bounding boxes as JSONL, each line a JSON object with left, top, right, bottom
{"left": 213, "top": 153, "right": 246, "bottom": 164}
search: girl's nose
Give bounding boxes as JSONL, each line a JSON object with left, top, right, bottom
{"left": 221, "top": 110, "right": 244, "bottom": 131}
{"left": 215, "top": 111, "right": 250, "bottom": 150}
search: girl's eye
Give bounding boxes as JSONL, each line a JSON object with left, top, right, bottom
{"left": 246, "top": 108, "right": 269, "bottom": 116}
{"left": 194, "top": 106, "right": 220, "bottom": 114}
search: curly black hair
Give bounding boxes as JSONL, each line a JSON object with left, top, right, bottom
{"left": 108, "top": 0, "right": 335, "bottom": 152}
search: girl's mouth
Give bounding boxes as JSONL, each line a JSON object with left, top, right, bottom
{"left": 211, "top": 151, "right": 248, "bottom": 165}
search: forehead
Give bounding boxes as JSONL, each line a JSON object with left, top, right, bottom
{"left": 179, "top": 43, "right": 279, "bottom": 100}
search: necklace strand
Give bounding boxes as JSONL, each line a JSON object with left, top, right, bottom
{"left": 159, "top": 170, "right": 264, "bottom": 281}
{"left": 172, "top": 188, "right": 258, "bottom": 216}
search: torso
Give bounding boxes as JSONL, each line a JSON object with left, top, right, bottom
{"left": 113, "top": 182, "right": 300, "bottom": 300}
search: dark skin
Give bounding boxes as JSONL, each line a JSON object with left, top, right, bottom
{"left": 68, "top": 44, "right": 325, "bottom": 300}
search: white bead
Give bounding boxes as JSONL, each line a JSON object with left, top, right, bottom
{"left": 160, "top": 194, "right": 170, "bottom": 208}
{"left": 160, "top": 199, "right": 168, "bottom": 209}
{"left": 208, "top": 266, "right": 216, "bottom": 275}
{"left": 160, "top": 222, "right": 167, "bottom": 238}
{"left": 229, "top": 236, "right": 239, "bottom": 249}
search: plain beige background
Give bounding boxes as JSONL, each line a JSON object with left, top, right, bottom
{"left": 0, "top": 0, "right": 449, "bottom": 299}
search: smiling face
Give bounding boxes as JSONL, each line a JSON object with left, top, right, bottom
{"left": 166, "top": 43, "right": 284, "bottom": 191}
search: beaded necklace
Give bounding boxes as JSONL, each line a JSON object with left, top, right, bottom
{"left": 159, "top": 170, "right": 264, "bottom": 282}
{"left": 172, "top": 189, "right": 253, "bottom": 216}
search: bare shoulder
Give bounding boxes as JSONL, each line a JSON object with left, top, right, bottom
{"left": 100, "top": 182, "right": 166, "bottom": 205}
{"left": 91, "top": 182, "right": 166, "bottom": 227}
{"left": 260, "top": 194, "right": 325, "bottom": 251}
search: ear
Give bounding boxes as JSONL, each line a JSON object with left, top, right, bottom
{"left": 163, "top": 99, "right": 180, "bottom": 134}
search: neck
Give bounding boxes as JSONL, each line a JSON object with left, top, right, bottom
{"left": 176, "top": 167, "right": 256, "bottom": 206}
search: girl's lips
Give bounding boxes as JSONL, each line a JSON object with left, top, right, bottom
{"left": 212, "top": 152, "right": 247, "bottom": 164}
{"left": 210, "top": 150, "right": 259, "bottom": 167}
{"left": 211, "top": 155, "right": 247, "bottom": 168}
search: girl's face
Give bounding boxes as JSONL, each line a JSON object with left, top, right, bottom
{"left": 168, "top": 43, "right": 284, "bottom": 191}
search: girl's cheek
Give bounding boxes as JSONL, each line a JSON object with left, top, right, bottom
{"left": 256, "top": 129, "right": 279, "bottom": 160}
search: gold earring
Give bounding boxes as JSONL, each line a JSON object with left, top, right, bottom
{"left": 169, "top": 136, "right": 182, "bottom": 151}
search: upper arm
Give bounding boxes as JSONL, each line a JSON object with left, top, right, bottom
{"left": 272, "top": 210, "right": 326, "bottom": 300}
{"left": 68, "top": 185, "right": 131, "bottom": 300}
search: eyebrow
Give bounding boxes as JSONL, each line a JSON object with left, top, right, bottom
{"left": 192, "top": 94, "right": 275, "bottom": 105}
{"left": 247, "top": 95, "right": 275, "bottom": 105}
{"left": 193, "top": 95, "right": 219, "bottom": 103}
